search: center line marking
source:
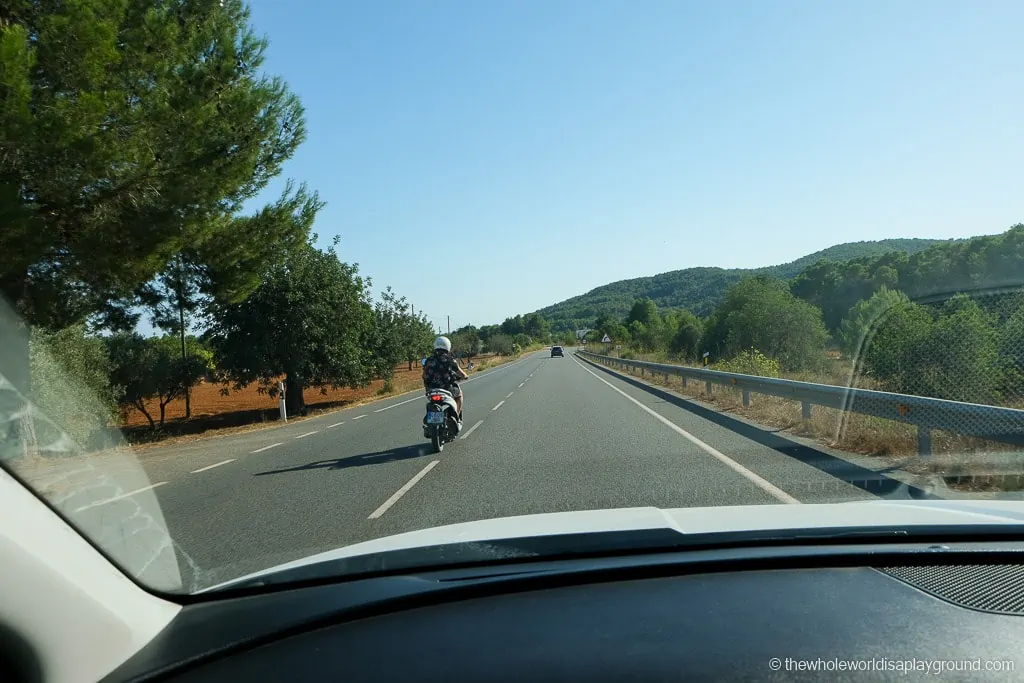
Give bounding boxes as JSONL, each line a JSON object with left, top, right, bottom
{"left": 460, "top": 419, "right": 484, "bottom": 439}
{"left": 74, "top": 482, "right": 167, "bottom": 513}
{"left": 192, "top": 459, "right": 234, "bottom": 473}
{"left": 326, "top": 421, "right": 345, "bottom": 428}
{"left": 518, "top": 382, "right": 524, "bottom": 388}
{"left": 492, "top": 400, "right": 505, "bottom": 411}
{"left": 571, "top": 356, "right": 799, "bottom": 505}
{"left": 506, "top": 392, "right": 514, "bottom": 398}
{"left": 294, "top": 431, "right": 318, "bottom": 439}
{"left": 368, "top": 460, "right": 439, "bottom": 519}
{"left": 352, "top": 415, "right": 367, "bottom": 420}
{"left": 251, "top": 443, "right": 282, "bottom": 453}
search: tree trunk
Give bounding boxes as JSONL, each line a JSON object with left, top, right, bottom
{"left": 285, "top": 373, "right": 306, "bottom": 416}
{"left": 159, "top": 399, "right": 168, "bottom": 428}
{"left": 176, "top": 256, "right": 191, "bottom": 419}
{"left": 134, "top": 400, "right": 156, "bottom": 430}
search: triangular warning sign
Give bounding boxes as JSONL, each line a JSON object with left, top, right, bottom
{"left": 601, "top": 334, "right": 611, "bottom": 343}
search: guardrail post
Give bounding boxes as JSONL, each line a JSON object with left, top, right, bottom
{"left": 641, "top": 367, "right": 645, "bottom": 377}
{"left": 801, "top": 401, "right": 812, "bottom": 420}
{"left": 705, "top": 381, "right": 712, "bottom": 396}
{"left": 681, "top": 376, "right": 687, "bottom": 388}
{"left": 917, "top": 427, "right": 933, "bottom": 457}
{"left": 742, "top": 390, "right": 750, "bottom": 407}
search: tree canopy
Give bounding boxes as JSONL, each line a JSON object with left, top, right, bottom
{"left": 0, "top": 0, "right": 319, "bottom": 392}
{"left": 704, "top": 276, "right": 829, "bottom": 371}
{"left": 207, "top": 238, "right": 375, "bottom": 416}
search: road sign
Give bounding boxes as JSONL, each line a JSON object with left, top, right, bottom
{"left": 601, "top": 334, "right": 611, "bottom": 343}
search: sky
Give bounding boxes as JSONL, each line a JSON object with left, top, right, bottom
{"left": 242, "top": 0, "right": 1024, "bottom": 332}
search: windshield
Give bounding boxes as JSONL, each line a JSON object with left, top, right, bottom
{"left": 3, "top": 0, "right": 1024, "bottom": 595}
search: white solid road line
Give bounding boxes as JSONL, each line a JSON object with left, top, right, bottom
{"left": 571, "top": 356, "right": 799, "bottom": 505}
{"left": 74, "top": 482, "right": 168, "bottom": 513}
{"left": 506, "top": 392, "right": 514, "bottom": 399}
{"left": 492, "top": 400, "right": 505, "bottom": 411}
{"left": 352, "top": 415, "right": 367, "bottom": 420}
{"left": 251, "top": 443, "right": 282, "bottom": 453}
{"left": 327, "top": 421, "right": 345, "bottom": 429}
{"left": 294, "top": 431, "right": 319, "bottom": 439}
{"left": 368, "top": 460, "right": 440, "bottom": 519}
{"left": 460, "top": 420, "right": 484, "bottom": 440}
{"left": 191, "top": 459, "right": 235, "bottom": 474}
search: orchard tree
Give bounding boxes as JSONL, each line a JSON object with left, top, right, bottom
{"left": 0, "top": 0, "right": 318, "bottom": 395}
{"left": 487, "top": 333, "right": 514, "bottom": 356}
{"left": 450, "top": 325, "right": 481, "bottom": 358}
{"left": 208, "top": 238, "right": 376, "bottom": 416}
{"left": 106, "top": 333, "right": 208, "bottom": 430}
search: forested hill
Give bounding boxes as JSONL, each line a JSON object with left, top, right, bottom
{"left": 538, "top": 238, "right": 945, "bottom": 331}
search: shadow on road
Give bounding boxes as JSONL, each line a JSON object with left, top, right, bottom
{"left": 582, "top": 358, "right": 940, "bottom": 501}
{"left": 254, "top": 443, "right": 432, "bottom": 476}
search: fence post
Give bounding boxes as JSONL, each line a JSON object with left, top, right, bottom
{"left": 801, "top": 401, "right": 812, "bottom": 420}
{"left": 742, "top": 390, "right": 751, "bottom": 407}
{"left": 705, "top": 381, "right": 712, "bottom": 396}
{"left": 278, "top": 381, "right": 287, "bottom": 422}
{"left": 917, "top": 427, "right": 933, "bottom": 457}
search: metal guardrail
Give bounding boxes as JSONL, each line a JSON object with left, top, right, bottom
{"left": 576, "top": 350, "right": 1024, "bottom": 455}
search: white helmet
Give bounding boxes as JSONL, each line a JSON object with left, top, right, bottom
{"left": 434, "top": 336, "right": 452, "bottom": 351}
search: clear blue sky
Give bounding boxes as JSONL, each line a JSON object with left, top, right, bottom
{"left": 244, "top": 0, "right": 1024, "bottom": 332}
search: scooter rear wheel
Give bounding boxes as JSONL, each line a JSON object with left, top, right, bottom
{"left": 431, "top": 427, "right": 444, "bottom": 453}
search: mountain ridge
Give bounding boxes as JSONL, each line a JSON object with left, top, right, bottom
{"left": 538, "top": 238, "right": 948, "bottom": 331}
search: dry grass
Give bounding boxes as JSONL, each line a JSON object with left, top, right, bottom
{"left": 606, "top": 354, "right": 1021, "bottom": 463}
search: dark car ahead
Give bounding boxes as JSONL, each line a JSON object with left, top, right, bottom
{"left": 551, "top": 345, "right": 564, "bottom": 357}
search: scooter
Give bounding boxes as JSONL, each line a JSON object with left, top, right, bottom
{"left": 423, "top": 388, "right": 461, "bottom": 453}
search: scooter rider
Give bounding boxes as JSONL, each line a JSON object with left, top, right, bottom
{"left": 423, "top": 336, "right": 469, "bottom": 421}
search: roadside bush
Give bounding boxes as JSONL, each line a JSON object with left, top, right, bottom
{"left": 715, "top": 349, "right": 781, "bottom": 378}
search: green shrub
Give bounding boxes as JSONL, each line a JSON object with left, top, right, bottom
{"left": 715, "top": 349, "right": 781, "bottom": 378}
{"left": 29, "top": 324, "right": 120, "bottom": 449}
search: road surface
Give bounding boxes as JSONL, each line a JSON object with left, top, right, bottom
{"left": 131, "top": 349, "right": 915, "bottom": 589}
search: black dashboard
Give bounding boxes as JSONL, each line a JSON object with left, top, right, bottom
{"left": 103, "top": 542, "right": 1024, "bottom": 683}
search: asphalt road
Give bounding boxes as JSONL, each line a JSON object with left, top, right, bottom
{"left": 133, "top": 348, "right": 895, "bottom": 590}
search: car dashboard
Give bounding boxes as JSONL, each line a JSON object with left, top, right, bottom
{"left": 96, "top": 540, "right": 1024, "bottom": 683}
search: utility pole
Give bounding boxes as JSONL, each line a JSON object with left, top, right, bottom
{"left": 447, "top": 315, "right": 450, "bottom": 335}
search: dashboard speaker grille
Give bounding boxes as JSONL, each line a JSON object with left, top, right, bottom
{"left": 879, "top": 564, "right": 1024, "bottom": 615}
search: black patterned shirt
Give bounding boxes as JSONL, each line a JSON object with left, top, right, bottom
{"left": 423, "top": 352, "right": 462, "bottom": 389}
